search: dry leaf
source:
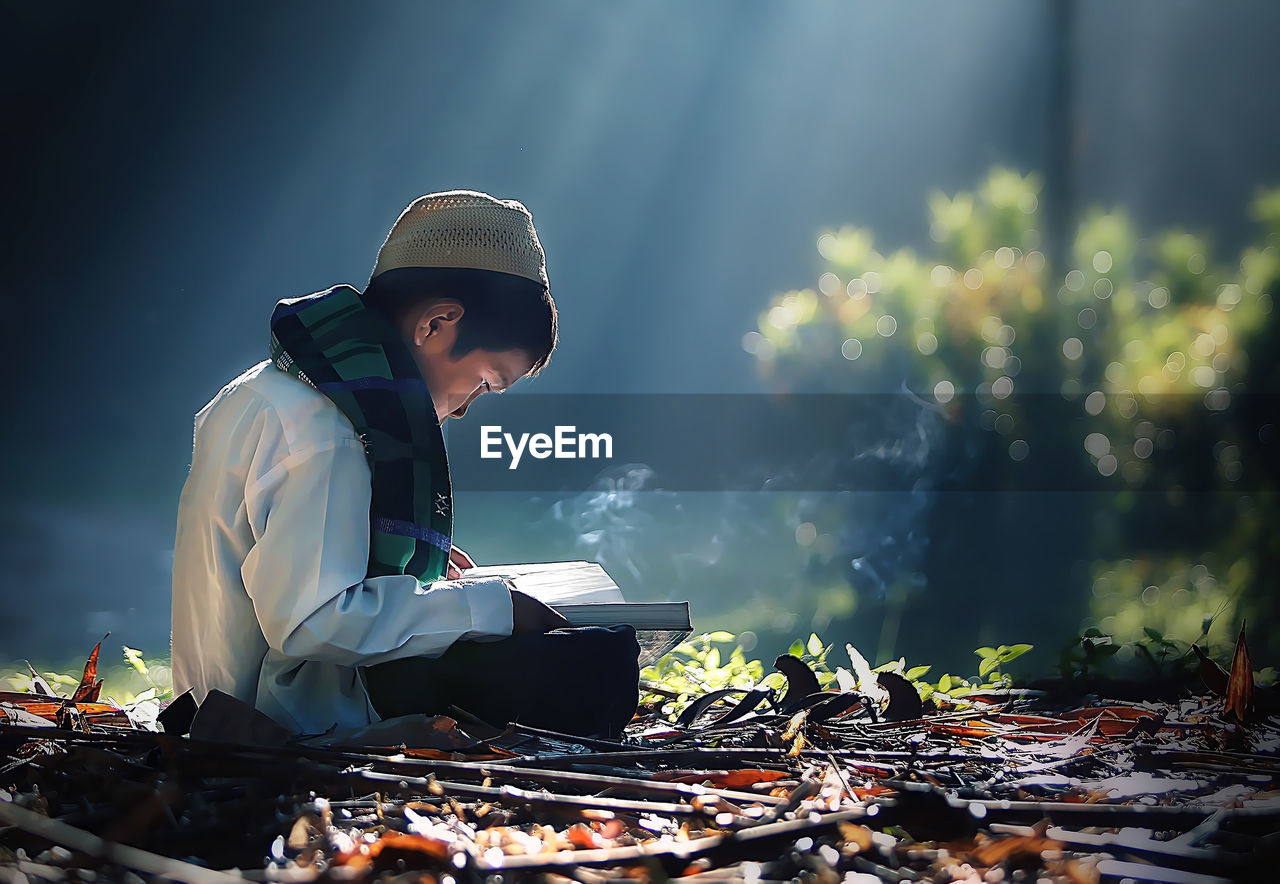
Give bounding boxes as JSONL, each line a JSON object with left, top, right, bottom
{"left": 877, "top": 670, "right": 923, "bottom": 721}
{"left": 970, "top": 833, "right": 1066, "bottom": 865}
{"left": 655, "top": 768, "right": 790, "bottom": 788}
{"left": 774, "top": 654, "right": 823, "bottom": 711}
{"left": 1192, "top": 643, "right": 1230, "bottom": 696}
{"left": 334, "top": 830, "right": 452, "bottom": 871}
{"left": 71, "top": 636, "right": 106, "bottom": 703}
{"left": 1225, "top": 622, "right": 1254, "bottom": 722}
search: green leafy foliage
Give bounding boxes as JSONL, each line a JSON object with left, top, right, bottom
{"left": 639, "top": 632, "right": 771, "bottom": 717}
{"left": 747, "top": 167, "right": 1280, "bottom": 659}
{"left": 641, "top": 630, "right": 1036, "bottom": 720}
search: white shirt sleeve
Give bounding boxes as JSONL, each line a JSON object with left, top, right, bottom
{"left": 240, "top": 435, "right": 513, "bottom": 667}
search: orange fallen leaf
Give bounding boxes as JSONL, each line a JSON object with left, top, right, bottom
{"left": 654, "top": 769, "right": 790, "bottom": 789}
{"left": 1225, "top": 622, "right": 1254, "bottom": 723}
{"left": 401, "top": 746, "right": 517, "bottom": 762}
{"left": 970, "top": 833, "right": 1065, "bottom": 865}
{"left": 567, "top": 823, "right": 603, "bottom": 849}
{"left": 334, "top": 830, "right": 452, "bottom": 871}
{"left": 71, "top": 636, "right": 106, "bottom": 703}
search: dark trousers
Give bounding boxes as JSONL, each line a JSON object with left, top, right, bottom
{"left": 361, "top": 625, "right": 640, "bottom": 739}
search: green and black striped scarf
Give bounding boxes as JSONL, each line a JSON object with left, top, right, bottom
{"left": 268, "top": 284, "right": 453, "bottom": 583}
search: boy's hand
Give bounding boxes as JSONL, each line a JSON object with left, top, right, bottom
{"left": 510, "top": 589, "right": 571, "bottom": 634}
{"left": 446, "top": 545, "right": 477, "bottom": 579}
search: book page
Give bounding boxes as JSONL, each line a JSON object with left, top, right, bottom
{"left": 462, "top": 561, "right": 625, "bottom": 607}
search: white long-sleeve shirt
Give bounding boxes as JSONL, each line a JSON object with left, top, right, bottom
{"left": 170, "top": 360, "right": 514, "bottom": 735}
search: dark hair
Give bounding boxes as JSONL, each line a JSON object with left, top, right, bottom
{"left": 363, "top": 266, "right": 558, "bottom": 376}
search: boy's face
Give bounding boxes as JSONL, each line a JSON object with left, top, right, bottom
{"left": 404, "top": 300, "right": 535, "bottom": 424}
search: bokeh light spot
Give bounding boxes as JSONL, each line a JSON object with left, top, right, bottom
{"left": 934, "top": 380, "right": 955, "bottom": 404}
{"left": 876, "top": 314, "right": 897, "bottom": 337}
{"left": 1217, "top": 284, "right": 1242, "bottom": 310}
{"left": 841, "top": 338, "right": 863, "bottom": 361}
{"left": 795, "top": 522, "right": 817, "bottom": 546}
{"left": 1062, "top": 337, "right": 1083, "bottom": 360}
{"left": 1009, "top": 439, "right": 1029, "bottom": 461}
{"left": 1205, "top": 388, "right": 1231, "bottom": 411}
{"left": 1093, "top": 251, "right": 1113, "bottom": 273}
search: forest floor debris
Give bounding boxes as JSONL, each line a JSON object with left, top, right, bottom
{"left": 2, "top": 643, "right": 1278, "bottom": 883}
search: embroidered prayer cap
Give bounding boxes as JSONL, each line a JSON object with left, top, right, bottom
{"left": 372, "top": 190, "right": 549, "bottom": 288}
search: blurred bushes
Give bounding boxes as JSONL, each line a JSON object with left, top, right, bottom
{"left": 746, "top": 168, "right": 1278, "bottom": 663}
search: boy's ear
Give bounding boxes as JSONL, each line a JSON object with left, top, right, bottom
{"left": 413, "top": 300, "right": 464, "bottom": 346}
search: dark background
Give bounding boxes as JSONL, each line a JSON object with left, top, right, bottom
{"left": 2, "top": 1, "right": 1278, "bottom": 674}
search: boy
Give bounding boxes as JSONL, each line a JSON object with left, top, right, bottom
{"left": 171, "top": 191, "right": 638, "bottom": 738}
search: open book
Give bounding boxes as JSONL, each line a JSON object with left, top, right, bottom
{"left": 462, "top": 561, "right": 691, "bottom": 667}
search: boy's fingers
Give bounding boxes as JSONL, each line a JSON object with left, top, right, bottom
{"left": 449, "top": 546, "right": 477, "bottom": 570}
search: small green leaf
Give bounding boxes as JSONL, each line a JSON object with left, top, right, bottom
{"left": 906, "top": 665, "right": 932, "bottom": 680}
{"left": 789, "top": 639, "right": 805, "bottom": 657}
{"left": 937, "top": 674, "right": 953, "bottom": 692}
{"left": 807, "top": 633, "right": 824, "bottom": 657}
{"left": 705, "top": 648, "right": 720, "bottom": 670}
{"left": 705, "top": 631, "right": 736, "bottom": 643}
{"left": 978, "top": 656, "right": 999, "bottom": 677}
{"left": 999, "top": 643, "right": 1033, "bottom": 662}
{"left": 975, "top": 646, "right": 999, "bottom": 659}
{"left": 1143, "top": 627, "right": 1164, "bottom": 643}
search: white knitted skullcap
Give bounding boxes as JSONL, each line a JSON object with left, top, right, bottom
{"left": 372, "top": 190, "right": 548, "bottom": 287}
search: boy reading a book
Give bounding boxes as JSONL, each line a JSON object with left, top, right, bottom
{"left": 171, "top": 191, "right": 639, "bottom": 739}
